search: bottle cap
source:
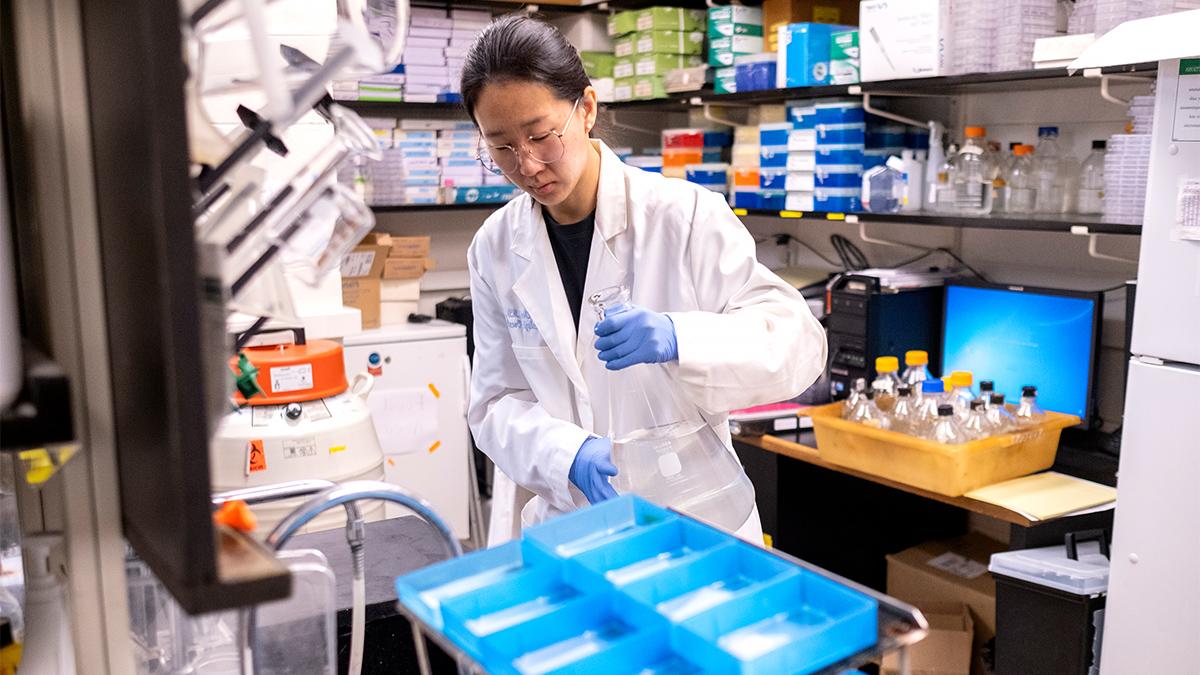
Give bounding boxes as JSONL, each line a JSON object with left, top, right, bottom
{"left": 1092, "top": 139, "right": 1107, "bottom": 150}
{"left": 905, "top": 350, "right": 929, "bottom": 366}
{"left": 1014, "top": 144, "right": 1033, "bottom": 156}
{"left": 898, "top": 385, "right": 912, "bottom": 396}
{"left": 922, "top": 379, "right": 944, "bottom": 394}
{"left": 970, "top": 400, "right": 984, "bottom": 410}
{"left": 1008, "top": 141, "right": 1021, "bottom": 150}
{"left": 990, "top": 393, "right": 1006, "bottom": 404}
{"left": 937, "top": 404, "right": 954, "bottom": 416}
{"left": 1022, "top": 385, "right": 1038, "bottom": 397}
{"left": 965, "top": 126, "right": 986, "bottom": 138}
{"left": 865, "top": 391, "right": 875, "bottom": 400}
{"left": 0, "top": 618, "right": 11, "bottom": 648}
{"left": 876, "top": 356, "right": 899, "bottom": 373}
{"left": 1038, "top": 126, "right": 1059, "bottom": 137}
{"left": 980, "top": 380, "right": 994, "bottom": 392}
{"left": 952, "top": 371, "right": 974, "bottom": 387}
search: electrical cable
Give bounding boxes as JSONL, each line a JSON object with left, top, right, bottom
{"left": 830, "top": 234, "right": 870, "bottom": 271}
{"left": 758, "top": 234, "right": 844, "bottom": 268}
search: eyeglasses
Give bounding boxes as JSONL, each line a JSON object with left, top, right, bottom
{"left": 478, "top": 98, "right": 582, "bottom": 175}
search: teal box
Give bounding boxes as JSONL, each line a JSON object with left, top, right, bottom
{"left": 780, "top": 23, "right": 853, "bottom": 88}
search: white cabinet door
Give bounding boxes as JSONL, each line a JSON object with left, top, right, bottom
{"left": 344, "top": 336, "right": 471, "bottom": 538}
{"left": 1101, "top": 359, "right": 1200, "bottom": 674}
{"left": 1130, "top": 59, "right": 1200, "bottom": 364}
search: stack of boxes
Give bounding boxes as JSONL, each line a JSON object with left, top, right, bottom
{"left": 341, "top": 234, "right": 437, "bottom": 329}
{"left": 553, "top": 14, "right": 616, "bottom": 102}
{"left": 813, "top": 99, "right": 865, "bottom": 213}
{"left": 786, "top": 100, "right": 819, "bottom": 211}
{"left": 731, "top": 125, "right": 761, "bottom": 209}
{"left": 863, "top": 120, "right": 907, "bottom": 173}
{"left": 759, "top": 122, "right": 791, "bottom": 210}
{"left": 708, "top": 6, "right": 765, "bottom": 93}
{"left": 661, "top": 128, "right": 705, "bottom": 179}
{"left": 611, "top": 7, "right": 706, "bottom": 101}
{"left": 776, "top": 22, "right": 855, "bottom": 89}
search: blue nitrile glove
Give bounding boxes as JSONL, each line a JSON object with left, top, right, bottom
{"left": 568, "top": 437, "right": 618, "bottom": 504}
{"left": 593, "top": 304, "right": 678, "bottom": 371}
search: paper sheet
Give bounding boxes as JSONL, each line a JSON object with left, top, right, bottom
{"left": 367, "top": 388, "right": 438, "bottom": 455}
{"left": 964, "top": 471, "right": 1117, "bottom": 522}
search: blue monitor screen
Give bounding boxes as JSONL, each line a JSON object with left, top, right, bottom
{"left": 942, "top": 284, "right": 1097, "bottom": 420}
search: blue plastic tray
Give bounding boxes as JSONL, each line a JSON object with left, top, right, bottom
{"left": 396, "top": 496, "right": 880, "bottom": 674}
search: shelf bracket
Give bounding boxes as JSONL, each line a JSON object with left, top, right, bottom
{"left": 855, "top": 218, "right": 926, "bottom": 249}
{"left": 702, "top": 103, "right": 740, "bottom": 128}
{"left": 1082, "top": 68, "right": 1150, "bottom": 105}
{"left": 605, "top": 110, "right": 659, "bottom": 136}
{"left": 1082, "top": 231, "right": 1139, "bottom": 264}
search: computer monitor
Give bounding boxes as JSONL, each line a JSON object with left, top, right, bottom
{"left": 941, "top": 280, "right": 1101, "bottom": 424}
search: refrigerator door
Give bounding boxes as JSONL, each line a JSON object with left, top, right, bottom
{"left": 1101, "top": 358, "right": 1200, "bottom": 674}
{"left": 1129, "top": 59, "right": 1200, "bottom": 365}
{"left": 343, "top": 331, "right": 471, "bottom": 538}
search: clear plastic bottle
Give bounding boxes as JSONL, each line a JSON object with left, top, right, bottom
{"left": 872, "top": 356, "right": 903, "bottom": 412}
{"left": 952, "top": 127, "right": 995, "bottom": 215}
{"left": 961, "top": 399, "right": 991, "bottom": 440}
{"left": 902, "top": 350, "right": 933, "bottom": 388}
{"left": 1034, "top": 126, "right": 1065, "bottom": 213}
{"left": 930, "top": 404, "right": 967, "bottom": 444}
{"left": 843, "top": 377, "right": 868, "bottom": 419}
{"left": 590, "top": 285, "right": 756, "bottom": 531}
{"left": 912, "top": 379, "right": 946, "bottom": 437}
{"left": 1014, "top": 385, "right": 1047, "bottom": 427}
{"left": 848, "top": 392, "right": 891, "bottom": 430}
{"left": 900, "top": 149, "right": 926, "bottom": 212}
{"left": 862, "top": 158, "right": 905, "bottom": 213}
{"left": 890, "top": 385, "right": 917, "bottom": 435}
{"left": 930, "top": 144, "right": 959, "bottom": 213}
{"left": 986, "top": 393, "right": 1018, "bottom": 433}
{"left": 946, "top": 371, "right": 976, "bottom": 419}
{"left": 1076, "top": 140, "right": 1107, "bottom": 214}
{"left": 975, "top": 380, "right": 995, "bottom": 408}
{"left": 1005, "top": 144, "right": 1039, "bottom": 214}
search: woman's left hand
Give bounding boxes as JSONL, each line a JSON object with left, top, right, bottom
{"left": 594, "top": 305, "right": 678, "bottom": 370}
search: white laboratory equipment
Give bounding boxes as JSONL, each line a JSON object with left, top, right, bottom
{"left": 210, "top": 335, "right": 386, "bottom": 532}
{"left": 342, "top": 320, "right": 472, "bottom": 539}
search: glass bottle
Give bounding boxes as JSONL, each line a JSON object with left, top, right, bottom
{"left": 912, "top": 379, "right": 946, "bottom": 437}
{"left": 930, "top": 144, "right": 959, "bottom": 213}
{"left": 975, "top": 380, "right": 995, "bottom": 408}
{"left": 1005, "top": 144, "right": 1038, "bottom": 214}
{"left": 946, "top": 371, "right": 976, "bottom": 419}
{"left": 848, "top": 392, "right": 891, "bottom": 430}
{"left": 1014, "top": 385, "right": 1047, "bottom": 427}
{"left": 951, "top": 126, "right": 995, "bottom": 215}
{"left": 986, "top": 393, "right": 1018, "bottom": 433}
{"left": 930, "top": 404, "right": 967, "bottom": 444}
{"left": 961, "top": 400, "right": 991, "bottom": 440}
{"left": 590, "top": 285, "right": 756, "bottom": 531}
{"left": 1076, "top": 140, "right": 1106, "bottom": 215}
{"left": 890, "top": 385, "right": 916, "bottom": 435}
{"left": 872, "top": 356, "right": 903, "bottom": 412}
{"left": 843, "top": 377, "right": 867, "bottom": 419}
{"left": 902, "top": 350, "right": 933, "bottom": 388}
{"left": 1034, "top": 126, "right": 1065, "bottom": 214}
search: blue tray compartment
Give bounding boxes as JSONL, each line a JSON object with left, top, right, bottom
{"left": 569, "top": 519, "right": 730, "bottom": 587}
{"left": 395, "top": 540, "right": 558, "bottom": 630}
{"left": 676, "top": 572, "right": 878, "bottom": 674}
{"left": 623, "top": 543, "right": 800, "bottom": 622}
{"left": 524, "top": 496, "right": 674, "bottom": 558}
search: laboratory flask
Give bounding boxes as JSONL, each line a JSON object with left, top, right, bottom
{"left": 589, "top": 286, "right": 756, "bottom": 532}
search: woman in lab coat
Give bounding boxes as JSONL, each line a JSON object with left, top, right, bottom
{"left": 462, "top": 15, "right": 827, "bottom": 545}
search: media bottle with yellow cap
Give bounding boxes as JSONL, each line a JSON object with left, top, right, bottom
{"left": 902, "top": 350, "right": 933, "bottom": 388}
{"left": 945, "top": 371, "right": 977, "bottom": 419}
{"left": 871, "top": 356, "right": 903, "bottom": 412}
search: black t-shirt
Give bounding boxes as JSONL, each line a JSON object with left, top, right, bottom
{"left": 544, "top": 208, "right": 596, "bottom": 333}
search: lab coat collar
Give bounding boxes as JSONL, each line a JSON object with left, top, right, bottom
{"left": 509, "top": 139, "right": 626, "bottom": 260}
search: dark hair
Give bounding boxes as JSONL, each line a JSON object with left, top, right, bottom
{"left": 460, "top": 14, "right": 591, "bottom": 121}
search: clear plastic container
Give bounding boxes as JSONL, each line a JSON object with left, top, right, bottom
{"left": 1014, "top": 385, "right": 1047, "bottom": 427}
{"left": 1034, "top": 126, "right": 1069, "bottom": 213}
{"left": 960, "top": 400, "right": 991, "bottom": 441}
{"left": 1005, "top": 144, "right": 1039, "bottom": 214}
{"left": 842, "top": 377, "right": 867, "bottom": 418}
{"left": 951, "top": 127, "right": 995, "bottom": 215}
{"left": 847, "top": 392, "right": 891, "bottom": 430}
{"left": 889, "top": 386, "right": 917, "bottom": 435}
{"left": 975, "top": 380, "right": 996, "bottom": 408}
{"left": 946, "top": 371, "right": 976, "bottom": 419}
{"left": 912, "top": 379, "right": 946, "bottom": 438}
{"left": 929, "top": 144, "right": 958, "bottom": 213}
{"left": 986, "top": 394, "right": 1018, "bottom": 433}
{"left": 1076, "top": 140, "right": 1107, "bottom": 215}
{"left": 590, "top": 286, "right": 756, "bottom": 532}
{"left": 929, "top": 404, "right": 967, "bottom": 444}
{"left": 861, "top": 161, "right": 903, "bottom": 214}
{"left": 902, "top": 350, "right": 933, "bottom": 388}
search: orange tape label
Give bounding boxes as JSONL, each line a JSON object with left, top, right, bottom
{"left": 428, "top": 383, "right": 441, "bottom": 398}
{"left": 428, "top": 441, "right": 442, "bottom": 454}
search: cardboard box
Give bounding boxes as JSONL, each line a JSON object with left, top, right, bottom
{"left": 886, "top": 533, "right": 1006, "bottom": 675}
{"left": 881, "top": 601, "right": 973, "bottom": 675}
{"left": 340, "top": 245, "right": 389, "bottom": 330}
{"left": 830, "top": 29, "right": 860, "bottom": 84}
{"left": 860, "top": 0, "right": 952, "bottom": 81}
{"left": 387, "top": 235, "right": 431, "bottom": 259}
{"left": 380, "top": 278, "right": 421, "bottom": 302}
{"left": 763, "top": 0, "right": 860, "bottom": 50}
{"left": 382, "top": 257, "right": 433, "bottom": 280}
{"left": 635, "top": 30, "right": 705, "bottom": 56}
{"left": 635, "top": 7, "right": 705, "bottom": 32}
{"left": 381, "top": 301, "right": 421, "bottom": 326}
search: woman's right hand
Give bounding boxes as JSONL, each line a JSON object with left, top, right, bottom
{"left": 568, "top": 437, "right": 618, "bottom": 504}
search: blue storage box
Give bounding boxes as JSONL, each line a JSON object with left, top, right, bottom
{"left": 814, "top": 187, "right": 862, "bottom": 212}
{"left": 571, "top": 518, "right": 729, "bottom": 586}
{"left": 702, "top": 148, "right": 726, "bottom": 163}
{"left": 704, "top": 130, "right": 733, "bottom": 147}
{"left": 814, "top": 100, "right": 865, "bottom": 124}
{"left": 816, "top": 123, "right": 866, "bottom": 145}
{"left": 785, "top": 171, "right": 815, "bottom": 192}
{"left": 759, "top": 168, "right": 788, "bottom": 190}
{"left": 815, "top": 165, "right": 863, "bottom": 188}
{"left": 786, "top": 101, "right": 818, "bottom": 129}
{"left": 686, "top": 163, "right": 729, "bottom": 185}
{"left": 759, "top": 145, "right": 789, "bottom": 168}
{"left": 734, "top": 53, "right": 777, "bottom": 92}
{"left": 788, "top": 129, "right": 817, "bottom": 152}
{"left": 525, "top": 494, "right": 675, "bottom": 558}
{"left": 779, "top": 23, "right": 847, "bottom": 88}
{"left": 732, "top": 189, "right": 761, "bottom": 209}
{"left": 758, "top": 123, "right": 792, "bottom": 147}
{"left": 815, "top": 144, "right": 864, "bottom": 166}
{"left": 676, "top": 573, "right": 878, "bottom": 674}
{"left": 862, "top": 149, "right": 893, "bottom": 171}
{"left": 760, "top": 189, "right": 787, "bottom": 210}
{"left": 866, "top": 128, "right": 907, "bottom": 148}
{"left": 446, "top": 185, "right": 522, "bottom": 204}
{"left": 788, "top": 150, "right": 816, "bottom": 172}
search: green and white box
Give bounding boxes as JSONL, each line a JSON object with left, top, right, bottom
{"left": 614, "top": 57, "right": 636, "bottom": 79}
{"left": 635, "top": 54, "right": 704, "bottom": 76}
{"left": 707, "top": 6, "right": 764, "bottom": 39}
{"left": 635, "top": 30, "right": 705, "bottom": 55}
{"left": 636, "top": 7, "right": 705, "bottom": 32}
{"left": 608, "top": 10, "right": 638, "bottom": 37}
{"left": 580, "top": 51, "right": 616, "bottom": 78}
{"left": 708, "top": 34, "right": 765, "bottom": 67}
{"left": 633, "top": 75, "right": 668, "bottom": 100}
{"left": 830, "top": 29, "right": 860, "bottom": 84}
{"left": 614, "top": 77, "right": 636, "bottom": 101}
{"left": 614, "top": 34, "right": 636, "bottom": 58}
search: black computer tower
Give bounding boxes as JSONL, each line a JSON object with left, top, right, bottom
{"left": 826, "top": 274, "right": 944, "bottom": 399}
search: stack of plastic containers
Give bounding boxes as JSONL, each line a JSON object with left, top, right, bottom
{"left": 759, "top": 122, "right": 791, "bottom": 211}
{"left": 785, "top": 100, "right": 818, "bottom": 211}
{"left": 686, "top": 164, "right": 731, "bottom": 195}
{"left": 396, "top": 496, "right": 879, "bottom": 674}
{"left": 951, "top": 0, "right": 995, "bottom": 75}
{"left": 1068, "top": 0, "right": 1097, "bottom": 34}
{"left": 814, "top": 99, "right": 865, "bottom": 213}
{"left": 661, "top": 128, "right": 705, "bottom": 180}
{"left": 994, "top": 0, "right": 1058, "bottom": 72}
{"left": 626, "top": 154, "right": 665, "bottom": 174}
{"left": 1095, "top": 0, "right": 1200, "bottom": 35}
{"left": 863, "top": 120, "right": 906, "bottom": 173}
{"left": 730, "top": 125, "right": 760, "bottom": 209}
{"left": 1103, "top": 94, "right": 1156, "bottom": 223}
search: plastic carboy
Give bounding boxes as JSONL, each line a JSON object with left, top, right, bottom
{"left": 590, "top": 285, "right": 755, "bottom": 531}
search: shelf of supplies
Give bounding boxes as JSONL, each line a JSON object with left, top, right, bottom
{"left": 410, "top": 0, "right": 710, "bottom": 12}
{"left": 339, "top": 99, "right": 467, "bottom": 113}
{"left": 606, "top": 62, "right": 1159, "bottom": 110}
{"left": 371, "top": 203, "right": 506, "bottom": 213}
{"left": 733, "top": 208, "right": 1142, "bottom": 235}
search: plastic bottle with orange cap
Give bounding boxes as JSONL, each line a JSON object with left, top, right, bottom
{"left": 950, "top": 126, "right": 996, "bottom": 215}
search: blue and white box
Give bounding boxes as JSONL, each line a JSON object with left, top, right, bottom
{"left": 777, "top": 23, "right": 852, "bottom": 88}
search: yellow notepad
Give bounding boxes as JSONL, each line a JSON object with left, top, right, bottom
{"left": 964, "top": 471, "right": 1117, "bottom": 521}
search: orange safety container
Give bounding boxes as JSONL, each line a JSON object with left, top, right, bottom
{"left": 732, "top": 167, "right": 760, "bottom": 187}
{"left": 662, "top": 148, "right": 704, "bottom": 167}
{"left": 807, "top": 402, "right": 1080, "bottom": 496}
{"left": 230, "top": 339, "right": 348, "bottom": 405}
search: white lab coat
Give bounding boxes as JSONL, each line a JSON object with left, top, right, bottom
{"left": 468, "top": 140, "right": 827, "bottom": 546}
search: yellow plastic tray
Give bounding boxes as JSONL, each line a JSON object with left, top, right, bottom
{"left": 807, "top": 402, "right": 1081, "bottom": 497}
